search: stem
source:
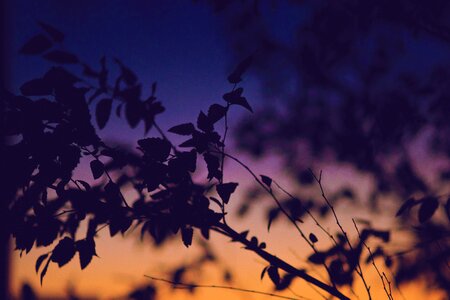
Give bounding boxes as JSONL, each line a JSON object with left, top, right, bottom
{"left": 145, "top": 275, "right": 308, "bottom": 300}
{"left": 310, "top": 170, "right": 372, "bottom": 300}
{"left": 211, "top": 149, "right": 336, "bottom": 287}
{"left": 214, "top": 222, "right": 350, "bottom": 300}
{"left": 352, "top": 219, "right": 394, "bottom": 300}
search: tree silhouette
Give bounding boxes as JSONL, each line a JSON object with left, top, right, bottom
{"left": 3, "top": 4, "right": 448, "bottom": 298}
{"left": 206, "top": 0, "right": 450, "bottom": 295}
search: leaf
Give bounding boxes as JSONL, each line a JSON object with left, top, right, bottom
{"left": 309, "top": 233, "right": 318, "bottom": 243}
{"left": 43, "top": 50, "right": 79, "bottom": 64}
{"left": 267, "top": 208, "right": 280, "bottom": 232}
{"left": 207, "top": 104, "right": 227, "bottom": 123}
{"left": 216, "top": 182, "right": 239, "bottom": 204}
{"left": 90, "top": 160, "right": 104, "bottom": 180}
{"left": 418, "top": 196, "right": 439, "bottom": 223}
{"left": 37, "top": 21, "right": 64, "bottom": 42}
{"left": 168, "top": 123, "right": 195, "bottom": 135}
{"left": 298, "top": 170, "right": 314, "bottom": 185}
{"left": 51, "top": 237, "right": 76, "bottom": 267}
{"left": 222, "top": 88, "right": 253, "bottom": 112}
{"left": 308, "top": 252, "right": 326, "bottom": 265}
{"left": 228, "top": 55, "right": 253, "bottom": 84}
{"left": 35, "top": 253, "right": 49, "bottom": 273}
{"left": 204, "top": 153, "right": 221, "bottom": 180}
{"left": 137, "top": 137, "right": 171, "bottom": 162}
{"left": 197, "top": 111, "right": 213, "bottom": 132}
{"left": 181, "top": 227, "right": 193, "bottom": 248}
{"left": 396, "top": 197, "right": 418, "bottom": 217}
{"left": 114, "top": 58, "right": 137, "bottom": 85}
{"left": 76, "top": 180, "right": 91, "bottom": 191}
{"left": 40, "top": 257, "right": 51, "bottom": 285}
{"left": 20, "top": 34, "right": 52, "bottom": 54}
{"left": 20, "top": 78, "right": 52, "bottom": 96}
{"left": 259, "top": 242, "right": 266, "bottom": 249}
{"left": 76, "top": 238, "right": 96, "bottom": 269}
{"left": 95, "top": 98, "right": 113, "bottom": 129}
{"left": 260, "top": 266, "right": 269, "bottom": 280}
{"left": 260, "top": 175, "right": 272, "bottom": 188}
{"left": 267, "top": 266, "right": 280, "bottom": 286}
{"left": 125, "top": 100, "right": 142, "bottom": 128}
{"left": 276, "top": 273, "right": 296, "bottom": 291}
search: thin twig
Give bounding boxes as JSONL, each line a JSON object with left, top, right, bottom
{"left": 214, "top": 222, "right": 350, "bottom": 300}
{"left": 212, "top": 150, "right": 337, "bottom": 288}
{"left": 145, "top": 275, "right": 308, "bottom": 300}
{"left": 310, "top": 169, "right": 372, "bottom": 300}
{"left": 352, "top": 219, "right": 393, "bottom": 300}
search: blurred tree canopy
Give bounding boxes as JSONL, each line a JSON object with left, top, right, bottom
{"left": 207, "top": 0, "right": 450, "bottom": 294}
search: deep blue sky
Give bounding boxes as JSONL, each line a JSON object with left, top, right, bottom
{"left": 7, "top": 0, "right": 265, "bottom": 143}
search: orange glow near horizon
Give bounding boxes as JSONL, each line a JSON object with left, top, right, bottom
{"left": 10, "top": 153, "right": 448, "bottom": 300}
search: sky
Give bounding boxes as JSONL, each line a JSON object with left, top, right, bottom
{"left": 5, "top": 1, "right": 449, "bottom": 299}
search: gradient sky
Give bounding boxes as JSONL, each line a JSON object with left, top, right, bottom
{"left": 6, "top": 1, "right": 448, "bottom": 299}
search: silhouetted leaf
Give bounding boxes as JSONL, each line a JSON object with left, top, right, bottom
{"left": 76, "top": 180, "right": 91, "bottom": 191}
{"left": 76, "top": 238, "right": 96, "bottom": 269}
{"left": 35, "top": 253, "right": 49, "bottom": 274}
{"left": 40, "top": 257, "right": 51, "bottom": 285}
{"left": 169, "top": 123, "right": 195, "bottom": 135}
{"left": 114, "top": 58, "right": 137, "bottom": 85}
{"left": 138, "top": 137, "right": 171, "bottom": 162}
{"left": 396, "top": 197, "right": 418, "bottom": 217}
{"left": 204, "top": 153, "right": 221, "bottom": 180}
{"left": 197, "top": 111, "right": 213, "bottom": 132}
{"left": 20, "top": 78, "right": 52, "bottom": 96}
{"left": 181, "top": 227, "right": 193, "bottom": 247}
{"left": 20, "top": 34, "right": 52, "bottom": 54}
{"left": 51, "top": 237, "right": 76, "bottom": 267}
{"left": 308, "top": 252, "right": 326, "bottom": 265}
{"left": 207, "top": 104, "right": 227, "bottom": 123}
{"left": 260, "top": 266, "right": 269, "bottom": 280}
{"left": 125, "top": 100, "right": 142, "bottom": 128}
{"left": 104, "top": 181, "right": 122, "bottom": 207}
{"left": 43, "top": 50, "right": 79, "bottom": 64}
{"left": 90, "top": 160, "right": 104, "bottom": 180}
{"left": 228, "top": 55, "right": 253, "bottom": 84}
{"left": 298, "top": 170, "right": 314, "bottom": 185}
{"left": 267, "top": 208, "right": 280, "bottom": 232}
{"left": 276, "top": 273, "right": 296, "bottom": 291}
{"left": 259, "top": 242, "right": 266, "bottom": 249}
{"left": 37, "top": 21, "right": 64, "bottom": 42}
{"left": 309, "top": 233, "right": 318, "bottom": 243}
{"left": 95, "top": 98, "right": 113, "bottom": 129}
{"left": 260, "top": 175, "right": 272, "bottom": 188}
{"left": 267, "top": 266, "right": 280, "bottom": 286}
{"left": 223, "top": 88, "right": 253, "bottom": 112}
{"left": 216, "top": 182, "right": 238, "bottom": 204}
{"left": 418, "top": 196, "right": 439, "bottom": 223}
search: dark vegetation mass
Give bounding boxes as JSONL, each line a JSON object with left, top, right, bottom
{"left": 2, "top": 1, "right": 450, "bottom": 299}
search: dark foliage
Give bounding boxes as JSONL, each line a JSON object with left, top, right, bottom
{"left": 206, "top": 0, "right": 450, "bottom": 295}
{"left": 5, "top": 7, "right": 449, "bottom": 298}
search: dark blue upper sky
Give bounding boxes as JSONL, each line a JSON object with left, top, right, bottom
{"left": 7, "top": 0, "right": 268, "bottom": 143}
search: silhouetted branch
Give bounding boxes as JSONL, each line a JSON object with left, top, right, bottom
{"left": 310, "top": 169, "right": 373, "bottom": 300}
{"left": 353, "top": 219, "right": 394, "bottom": 300}
{"left": 214, "top": 222, "right": 350, "bottom": 300}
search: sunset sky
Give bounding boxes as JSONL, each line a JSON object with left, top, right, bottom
{"left": 5, "top": 1, "right": 449, "bottom": 299}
